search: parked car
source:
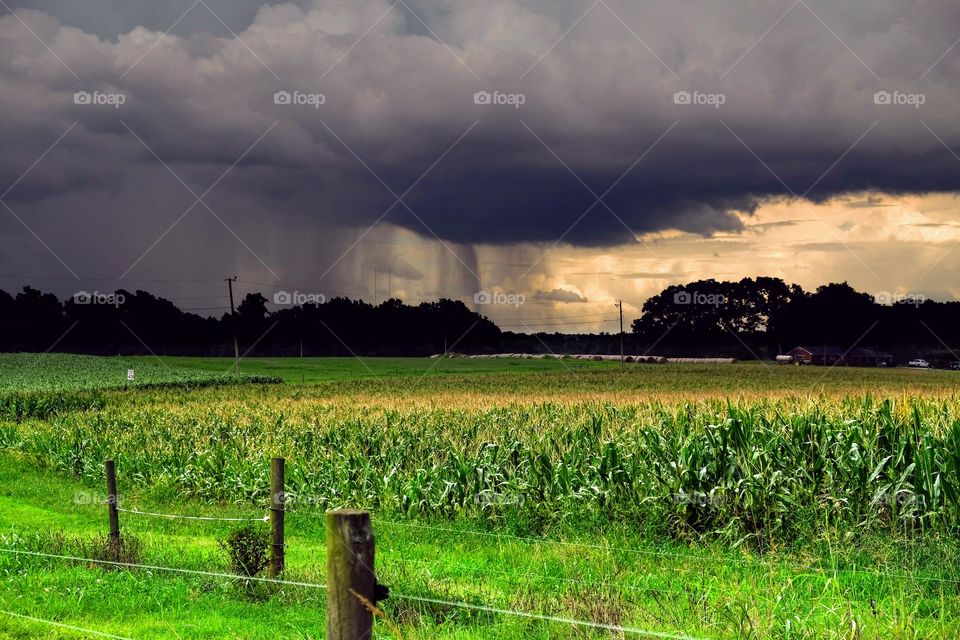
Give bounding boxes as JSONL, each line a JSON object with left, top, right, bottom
{"left": 949, "top": 361, "right": 960, "bottom": 371}
{"left": 908, "top": 359, "right": 930, "bottom": 368}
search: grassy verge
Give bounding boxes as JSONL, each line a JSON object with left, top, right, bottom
{"left": 2, "top": 454, "right": 960, "bottom": 639}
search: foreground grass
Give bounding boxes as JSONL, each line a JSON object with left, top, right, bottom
{"left": 2, "top": 455, "right": 959, "bottom": 639}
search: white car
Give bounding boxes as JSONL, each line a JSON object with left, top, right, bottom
{"left": 908, "top": 359, "right": 930, "bottom": 368}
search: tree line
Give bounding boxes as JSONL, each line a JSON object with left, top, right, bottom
{"left": 628, "top": 278, "right": 959, "bottom": 361}
{"left": 0, "top": 278, "right": 957, "bottom": 359}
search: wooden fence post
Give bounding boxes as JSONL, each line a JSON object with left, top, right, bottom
{"left": 104, "top": 459, "right": 120, "bottom": 557}
{"left": 326, "top": 509, "right": 376, "bottom": 640}
{"left": 269, "top": 457, "right": 285, "bottom": 578}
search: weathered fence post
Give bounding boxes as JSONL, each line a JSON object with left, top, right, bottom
{"left": 326, "top": 509, "right": 376, "bottom": 640}
{"left": 269, "top": 457, "right": 285, "bottom": 578}
{"left": 104, "top": 459, "right": 120, "bottom": 558}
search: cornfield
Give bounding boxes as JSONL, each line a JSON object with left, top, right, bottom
{"left": 5, "top": 381, "right": 960, "bottom": 545}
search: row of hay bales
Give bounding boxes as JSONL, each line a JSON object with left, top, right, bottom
{"left": 432, "top": 353, "right": 736, "bottom": 363}
{"left": 571, "top": 354, "right": 668, "bottom": 363}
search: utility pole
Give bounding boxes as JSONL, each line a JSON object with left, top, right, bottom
{"left": 617, "top": 300, "right": 624, "bottom": 367}
{"left": 226, "top": 276, "right": 240, "bottom": 381}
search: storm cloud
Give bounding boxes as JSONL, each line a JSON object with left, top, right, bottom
{"left": 1, "top": 0, "right": 960, "bottom": 297}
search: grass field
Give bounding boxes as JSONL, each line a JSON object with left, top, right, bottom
{"left": 1, "top": 353, "right": 280, "bottom": 392}
{"left": 2, "top": 355, "right": 960, "bottom": 638}
{"left": 132, "top": 355, "right": 612, "bottom": 383}
{"left": 134, "top": 353, "right": 957, "bottom": 383}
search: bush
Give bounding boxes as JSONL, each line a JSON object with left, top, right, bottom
{"left": 219, "top": 524, "right": 270, "bottom": 578}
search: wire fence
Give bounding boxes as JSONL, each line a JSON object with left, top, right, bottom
{"left": 392, "top": 555, "right": 711, "bottom": 598}
{"left": 0, "top": 548, "right": 326, "bottom": 589}
{"left": 374, "top": 517, "right": 960, "bottom": 585}
{"left": 0, "top": 609, "right": 134, "bottom": 640}
{"left": 6, "top": 497, "right": 960, "bottom": 639}
{"left": 116, "top": 506, "right": 268, "bottom": 522}
{"left": 5, "top": 460, "right": 959, "bottom": 640}
{"left": 2, "top": 475, "right": 717, "bottom": 640}
{"left": 0, "top": 547, "right": 708, "bottom": 640}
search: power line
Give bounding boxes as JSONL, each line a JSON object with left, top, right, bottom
{"left": 498, "top": 319, "right": 618, "bottom": 328}
{"left": 490, "top": 312, "right": 615, "bottom": 322}
{"left": 0, "top": 276, "right": 629, "bottom": 332}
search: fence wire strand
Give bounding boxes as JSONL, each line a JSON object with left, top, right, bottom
{"left": 393, "top": 555, "right": 707, "bottom": 598}
{"left": 116, "top": 507, "right": 268, "bottom": 523}
{"left": 0, "top": 609, "right": 134, "bottom": 639}
{"left": 0, "top": 548, "right": 324, "bottom": 589}
{"left": 375, "top": 518, "right": 960, "bottom": 585}
{"left": 391, "top": 592, "right": 707, "bottom": 639}
{"left": 1, "top": 548, "right": 709, "bottom": 638}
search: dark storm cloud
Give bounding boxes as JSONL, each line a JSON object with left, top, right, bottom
{"left": 1, "top": 0, "right": 313, "bottom": 38}
{"left": 2, "top": 0, "right": 960, "bottom": 264}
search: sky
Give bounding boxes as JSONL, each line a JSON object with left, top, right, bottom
{"left": 1, "top": 0, "right": 959, "bottom": 332}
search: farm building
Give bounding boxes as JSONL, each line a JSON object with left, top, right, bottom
{"left": 786, "top": 346, "right": 894, "bottom": 367}
{"left": 847, "top": 348, "right": 896, "bottom": 367}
